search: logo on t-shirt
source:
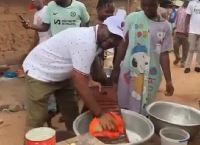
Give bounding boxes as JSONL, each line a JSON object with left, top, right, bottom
{"left": 53, "top": 12, "right": 58, "bottom": 15}
{"left": 54, "top": 19, "right": 77, "bottom": 25}
{"left": 70, "top": 11, "right": 76, "bottom": 17}
{"left": 194, "top": 8, "right": 200, "bottom": 14}
{"left": 37, "top": 17, "right": 42, "bottom": 24}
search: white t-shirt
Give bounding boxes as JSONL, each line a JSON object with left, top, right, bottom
{"left": 186, "top": 0, "right": 200, "bottom": 35}
{"left": 33, "top": 6, "right": 51, "bottom": 43}
{"left": 23, "top": 27, "right": 100, "bottom": 82}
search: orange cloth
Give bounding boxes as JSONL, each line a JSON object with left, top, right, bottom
{"left": 89, "top": 112, "right": 124, "bottom": 138}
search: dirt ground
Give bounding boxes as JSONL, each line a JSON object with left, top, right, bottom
{"left": 1, "top": 54, "right": 200, "bottom": 145}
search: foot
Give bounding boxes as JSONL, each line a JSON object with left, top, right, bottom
{"left": 184, "top": 68, "right": 190, "bottom": 73}
{"left": 173, "top": 58, "right": 181, "bottom": 65}
{"left": 194, "top": 67, "right": 200, "bottom": 73}
{"left": 180, "top": 63, "right": 185, "bottom": 68}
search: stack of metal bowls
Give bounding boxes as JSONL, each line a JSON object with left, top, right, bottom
{"left": 146, "top": 101, "right": 200, "bottom": 139}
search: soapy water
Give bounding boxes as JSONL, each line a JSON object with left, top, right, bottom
{"left": 126, "top": 129, "right": 142, "bottom": 143}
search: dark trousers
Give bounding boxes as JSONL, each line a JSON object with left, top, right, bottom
{"left": 173, "top": 32, "right": 189, "bottom": 63}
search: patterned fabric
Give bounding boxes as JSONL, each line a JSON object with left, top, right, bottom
{"left": 175, "top": 6, "right": 188, "bottom": 33}
{"left": 118, "top": 11, "right": 172, "bottom": 115}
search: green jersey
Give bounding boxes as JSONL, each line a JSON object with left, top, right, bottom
{"left": 43, "top": 0, "right": 90, "bottom": 36}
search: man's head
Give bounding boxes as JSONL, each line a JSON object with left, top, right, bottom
{"left": 54, "top": 0, "right": 68, "bottom": 6}
{"left": 141, "top": 0, "right": 160, "bottom": 18}
{"left": 172, "top": 5, "right": 176, "bottom": 11}
{"left": 97, "top": 16, "right": 124, "bottom": 50}
{"left": 183, "top": 1, "right": 189, "bottom": 8}
{"left": 31, "top": 0, "right": 44, "bottom": 10}
{"left": 97, "top": 0, "right": 115, "bottom": 21}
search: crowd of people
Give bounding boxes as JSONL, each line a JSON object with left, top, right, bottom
{"left": 20, "top": 0, "right": 199, "bottom": 140}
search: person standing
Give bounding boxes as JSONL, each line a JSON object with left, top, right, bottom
{"left": 112, "top": 0, "right": 174, "bottom": 115}
{"left": 184, "top": 0, "right": 200, "bottom": 73}
{"left": 30, "top": 0, "right": 51, "bottom": 49}
{"left": 22, "top": 0, "right": 90, "bottom": 123}
{"left": 157, "top": 6, "right": 168, "bottom": 19}
{"left": 169, "top": 5, "right": 177, "bottom": 32}
{"left": 173, "top": 1, "right": 189, "bottom": 68}
{"left": 23, "top": 16, "right": 124, "bottom": 132}
{"left": 22, "top": 0, "right": 90, "bottom": 35}
{"left": 18, "top": 0, "right": 51, "bottom": 77}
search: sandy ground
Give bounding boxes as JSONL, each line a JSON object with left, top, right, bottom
{"left": 1, "top": 53, "right": 200, "bottom": 145}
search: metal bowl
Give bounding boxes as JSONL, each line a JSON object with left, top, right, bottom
{"left": 146, "top": 101, "right": 200, "bottom": 139}
{"left": 73, "top": 109, "right": 154, "bottom": 145}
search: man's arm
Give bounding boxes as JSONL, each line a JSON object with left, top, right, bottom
{"left": 70, "top": 40, "right": 102, "bottom": 115}
{"left": 160, "top": 24, "right": 173, "bottom": 84}
{"left": 30, "top": 23, "right": 50, "bottom": 32}
{"left": 160, "top": 52, "right": 172, "bottom": 84}
{"left": 160, "top": 23, "right": 174, "bottom": 96}
{"left": 185, "top": 1, "right": 192, "bottom": 33}
{"left": 31, "top": 2, "right": 51, "bottom": 32}
{"left": 73, "top": 71, "right": 102, "bottom": 116}
{"left": 22, "top": 6, "right": 50, "bottom": 32}
{"left": 80, "top": 3, "right": 90, "bottom": 27}
{"left": 112, "top": 33, "right": 129, "bottom": 83}
{"left": 185, "top": 14, "right": 191, "bottom": 33}
{"left": 111, "top": 13, "right": 132, "bottom": 83}
{"left": 174, "top": 9, "right": 179, "bottom": 29}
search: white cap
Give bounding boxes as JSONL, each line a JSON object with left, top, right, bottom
{"left": 103, "top": 16, "right": 125, "bottom": 40}
{"left": 114, "top": 9, "right": 127, "bottom": 20}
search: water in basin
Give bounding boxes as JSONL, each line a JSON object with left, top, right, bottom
{"left": 162, "top": 132, "right": 186, "bottom": 140}
{"left": 126, "top": 129, "right": 142, "bottom": 143}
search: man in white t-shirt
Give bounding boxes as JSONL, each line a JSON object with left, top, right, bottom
{"left": 30, "top": 0, "right": 51, "bottom": 51}
{"left": 184, "top": 0, "right": 200, "bottom": 73}
{"left": 23, "top": 16, "right": 124, "bottom": 132}
{"left": 32, "top": 0, "right": 51, "bottom": 44}
{"left": 22, "top": 0, "right": 90, "bottom": 124}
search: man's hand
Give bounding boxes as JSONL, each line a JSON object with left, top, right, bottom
{"left": 98, "top": 113, "right": 117, "bottom": 130}
{"left": 89, "top": 80, "right": 102, "bottom": 92}
{"left": 21, "top": 20, "right": 31, "bottom": 29}
{"left": 111, "top": 68, "right": 120, "bottom": 84}
{"left": 113, "top": 83, "right": 118, "bottom": 92}
{"left": 165, "top": 82, "right": 174, "bottom": 96}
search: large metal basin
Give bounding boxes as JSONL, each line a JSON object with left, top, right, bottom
{"left": 73, "top": 109, "right": 154, "bottom": 145}
{"left": 146, "top": 101, "right": 200, "bottom": 139}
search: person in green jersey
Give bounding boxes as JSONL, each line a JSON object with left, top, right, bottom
{"left": 22, "top": 0, "right": 90, "bottom": 36}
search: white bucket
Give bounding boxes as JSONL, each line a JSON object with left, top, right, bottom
{"left": 159, "top": 127, "right": 190, "bottom": 145}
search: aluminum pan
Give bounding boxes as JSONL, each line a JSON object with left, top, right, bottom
{"left": 73, "top": 109, "right": 155, "bottom": 145}
{"left": 146, "top": 101, "right": 200, "bottom": 127}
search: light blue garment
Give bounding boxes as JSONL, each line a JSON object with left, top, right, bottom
{"left": 118, "top": 11, "right": 166, "bottom": 115}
